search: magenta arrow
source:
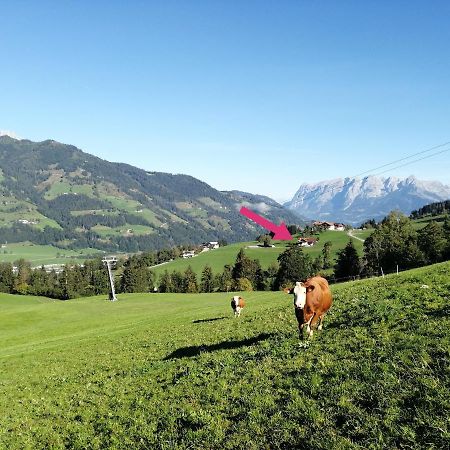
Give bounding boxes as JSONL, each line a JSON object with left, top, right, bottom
{"left": 239, "top": 207, "right": 292, "bottom": 240}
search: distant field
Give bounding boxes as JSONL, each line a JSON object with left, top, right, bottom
{"left": 0, "top": 262, "right": 448, "bottom": 449}
{"left": 151, "top": 230, "right": 367, "bottom": 280}
{"left": 0, "top": 242, "right": 104, "bottom": 266}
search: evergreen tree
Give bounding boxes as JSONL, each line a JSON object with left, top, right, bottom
{"left": 171, "top": 270, "right": 185, "bottom": 293}
{"left": 200, "top": 265, "right": 214, "bottom": 293}
{"left": 261, "top": 262, "right": 278, "bottom": 291}
{"left": 0, "top": 262, "right": 14, "bottom": 293}
{"left": 322, "top": 241, "right": 333, "bottom": 269}
{"left": 183, "top": 266, "right": 198, "bottom": 293}
{"left": 275, "top": 245, "right": 315, "bottom": 289}
{"left": 159, "top": 270, "right": 173, "bottom": 293}
{"left": 218, "top": 265, "right": 233, "bottom": 292}
{"left": 334, "top": 240, "right": 361, "bottom": 280}
{"left": 120, "top": 260, "right": 150, "bottom": 293}
{"left": 232, "top": 248, "right": 263, "bottom": 288}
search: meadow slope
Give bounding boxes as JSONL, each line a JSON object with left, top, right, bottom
{"left": 0, "top": 262, "right": 449, "bottom": 449}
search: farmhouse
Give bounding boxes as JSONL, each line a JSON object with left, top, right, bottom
{"left": 298, "top": 237, "right": 318, "bottom": 247}
{"left": 17, "top": 219, "right": 37, "bottom": 225}
{"left": 182, "top": 251, "right": 195, "bottom": 259}
{"left": 313, "top": 221, "right": 345, "bottom": 231}
{"left": 201, "top": 241, "right": 220, "bottom": 251}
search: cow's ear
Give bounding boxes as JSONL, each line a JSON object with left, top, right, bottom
{"left": 306, "top": 285, "right": 315, "bottom": 293}
{"left": 283, "top": 287, "right": 293, "bottom": 294}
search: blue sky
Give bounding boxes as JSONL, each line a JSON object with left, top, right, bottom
{"left": 1, "top": 1, "right": 449, "bottom": 201}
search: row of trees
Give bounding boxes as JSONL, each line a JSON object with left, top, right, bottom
{"left": 0, "top": 259, "right": 110, "bottom": 299}
{"left": 333, "top": 212, "right": 450, "bottom": 280}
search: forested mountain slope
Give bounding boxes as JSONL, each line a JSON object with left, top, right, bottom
{"left": 0, "top": 136, "right": 300, "bottom": 251}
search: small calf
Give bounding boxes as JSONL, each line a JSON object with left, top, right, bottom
{"left": 231, "top": 296, "right": 245, "bottom": 317}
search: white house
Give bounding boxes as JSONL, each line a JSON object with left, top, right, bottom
{"left": 298, "top": 237, "right": 318, "bottom": 247}
{"left": 182, "top": 251, "right": 195, "bottom": 259}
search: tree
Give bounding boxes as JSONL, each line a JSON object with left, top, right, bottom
{"left": 257, "top": 234, "right": 272, "bottom": 247}
{"left": 334, "top": 240, "right": 361, "bottom": 280}
{"left": 183, "top": 266, "right": 198, "bottom": 293}
{"left": 287, "top": 224, "right": 300, "bottom": 235}
{"left": 418, "top": 221, "right": 447, "bottom": 264}
{"left": 13, "top": 259, "right": 32, "bottom": 295}
{"left": 83, "top": 259, "right": 109, "bottom": 296}
{"left": 171, "top": 270, "right": 185, "bottom": 293}
{"left": 232, "top": 248, "right": 263, "bottom": 288}
{"left": 217, "top": 265, "right": 233, "bottom": 292}
{"left": 275, "top": 245, "right": 315, "bottom": 289}
{"left": 120, "top": 260, "right": 151, "bottom": 293}
{"left": 261, "top": 261, "right": 279, "bottom": 291}
{"left": 29, "top": 267, "right": 52, "bottom": 297}
{"left": 234, "top": 277, "right": 253, "bottom": 291}
{"left": 159, "top": 270, "right": 173, "bottom": 293}
{"left": 363, "top": 211, "right": 423, "bottom": 274}
{"left": 0, "top": 262, "right": 14, "bottom": 293}
{"left": 322, "top": 241, "right": 333, "bottom": 269}
{"left": 442, "top": 215, "right": 450, "bottom": 260}
{"left": 200, "top": 265, "right": 214, "bottom": 293}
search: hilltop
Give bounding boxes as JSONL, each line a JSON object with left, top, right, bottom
{"left": 1, "top": 261, "right": 448, "bottom": 448}
{"left": 0, "top": 136, "right": 300, "bottom": 252}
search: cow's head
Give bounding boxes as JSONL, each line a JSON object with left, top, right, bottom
{"left": 285, "top": 281, "right": 315, "bottom": 309}
{"left": 293, "top": 281, "right": 307, "bottom": 308}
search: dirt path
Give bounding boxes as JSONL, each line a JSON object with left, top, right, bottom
{"left": 347, "top": 229, "right": 365, "bottom": 242}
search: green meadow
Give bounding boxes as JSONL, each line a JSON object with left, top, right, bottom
{"left": 1, "top": 262, "right": 448, "bottom": 449}
{"left": 0, "top": 242, "right": 104, "bottom": 266}
{"left": 151, "top": 230, "right": 367, "bottom": 280}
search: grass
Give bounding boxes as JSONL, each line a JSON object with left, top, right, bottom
{"left": 0, "top": 262, "right": 448, "bottom": 449}
{"left": 0, "top": 242, "right": 104, "bottom": 266}
{"left": 151, "top": 230, "right": 367, "bottom": 280}
{"left": 0, "top": 195, "right": 61, "bottom": 229}
{"left": 44, "top": 181, "right": 94, "bottom": 200}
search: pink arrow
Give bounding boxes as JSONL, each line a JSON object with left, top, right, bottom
{"left": 239, "top": 207, "right": 292, "bottom": 240}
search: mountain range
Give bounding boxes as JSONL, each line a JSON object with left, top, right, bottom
{"left": 285, "top": 175, "right": 450, "bottom": 225}
{"left": 0, "top": 136, "right": 301, "bottom": 252}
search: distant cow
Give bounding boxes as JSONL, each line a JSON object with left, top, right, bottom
{"left": 285, "top": 276, "right": 332, "bottom": 339}
{"left": 231, "top": 296, "right": 245, "bottom": 317}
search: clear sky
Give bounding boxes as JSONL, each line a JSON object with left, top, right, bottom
{"left": 1, "top": 1, "right": 449, "bottom": 202}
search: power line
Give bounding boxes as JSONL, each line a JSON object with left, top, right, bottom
{"left": 354, "top": 141, "right": 450, "bottom": 178}
{"left": 294, "top": 140, "right": 450, "bottom": 197}
{"left": 374, "top": 146, "right": 450, "bottom": 176}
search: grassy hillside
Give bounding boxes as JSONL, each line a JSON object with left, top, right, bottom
{"left": 0, "top": 136, "right": 301, "bottom": 252}
{"left": 151, "top": 230, "right": 367, "bottom": 280}
{"left": 0, "top": 242, "right": 104, "bottom": 266}
{"left": 1, "top": 262, "right": 448, "bottom": 449}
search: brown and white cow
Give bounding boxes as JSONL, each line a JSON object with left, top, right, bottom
{"left": 231, "top": 296, "right": 245, "bottom": 317}
{"left": 285, "top": 276, "right": 332, "bottom": 339}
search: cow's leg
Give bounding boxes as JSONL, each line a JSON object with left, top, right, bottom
{"left": 317, "top": 314, "right": 325, "bottom": 331}
{"left": 298, "top": 322, "right": 304, "bottom": 340}
{"left": 306, "top": 315, "right": 315, "bottom": 339}
{"left": 310, "top": 313, "right": 321, "bottom": 331}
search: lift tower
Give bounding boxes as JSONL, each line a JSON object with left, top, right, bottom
{"left": 102, "top": 256, "right": 118, "bottom": 301}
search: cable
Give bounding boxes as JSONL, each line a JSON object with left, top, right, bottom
{"left": 293, "top": 140, "right": 450, "bottom": 197}
{"left": 354, "top": 141, "right": 450, "bottom": 178}
{"left": 374, "top": 146, "right": 450, "bottom": 176}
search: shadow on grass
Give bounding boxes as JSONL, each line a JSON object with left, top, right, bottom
{"left": 192, "top": 316, "right": 227, "bottom": 324}
{"left": 163, "top": 333, "right": 274, "bottom": 360}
